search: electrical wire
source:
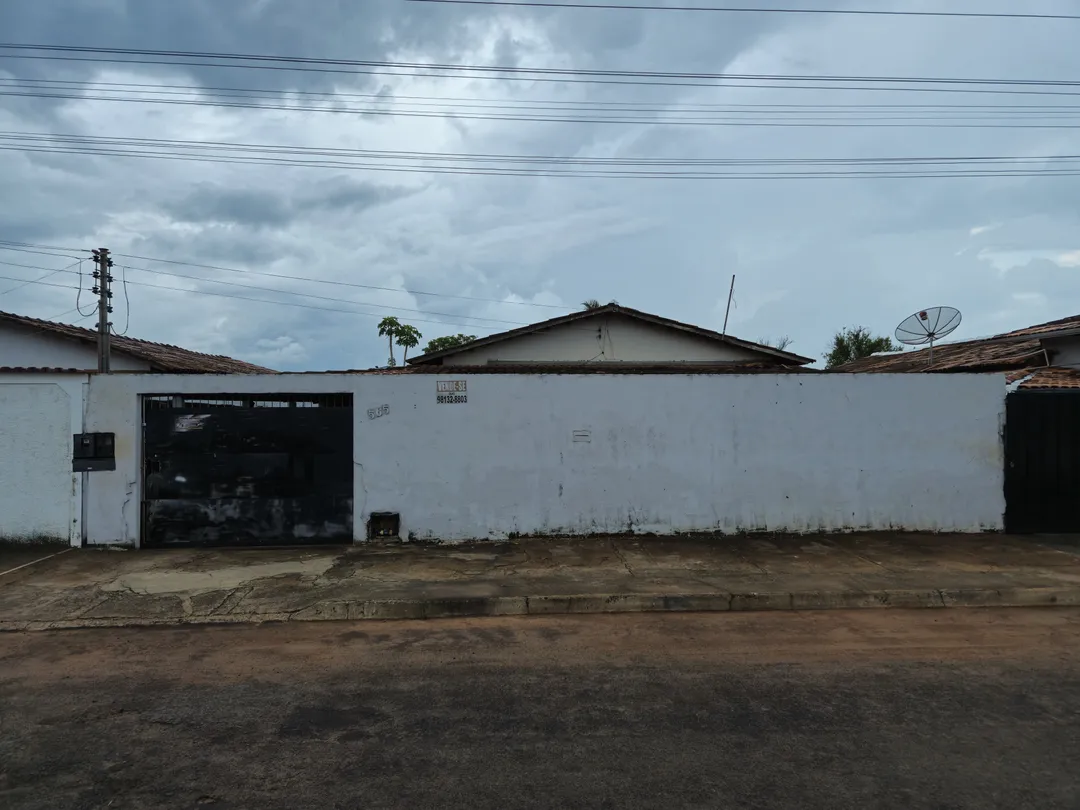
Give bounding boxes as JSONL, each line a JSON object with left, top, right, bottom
{"left": 404, "top": 0, "right": 1080, "bottom": 21}
{"left": 0, "top": 240, "right": 567, "bottom": 311}
{"left": 9, "top": 77, "right": 1080, "bottom": 118}
{"left": 121, "top": 265, "right": 531, "bottom": 326}
{"left": 14, "top": 76, "right": 1080, "bottom": 112}
{"left": 7, "top": 133, "right": 1080, "bottom": 179}
{"left": 6, "top": 44, "right": 1080, "bottom": 97}
{"left": 0, "top": 258, "right": 81, "bottom": 294}
{"left": 75, "top": 259, "right": 95, "bottom": 317}
{"left": 11, "top": 86, "right": 1080, "bottom": 122}
{"left": 0, "top": 263, "right": 529, "bottom": 331}
{"left": 112, "top": 262, "right": 130, "bottom": 335}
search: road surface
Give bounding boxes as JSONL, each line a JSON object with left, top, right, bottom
{"left": 2, "top": 609, "right": 1079, "bottom": 809}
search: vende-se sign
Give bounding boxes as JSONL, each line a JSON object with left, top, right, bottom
{"left": 436, "top": 380, "right": 468, "bottom": 404}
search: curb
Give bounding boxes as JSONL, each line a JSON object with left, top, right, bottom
{"left": 2, "top": 585, "right": 1079, "bottom": 631}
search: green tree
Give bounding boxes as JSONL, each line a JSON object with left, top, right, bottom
{"left": 825, "top": 326, "right": 902, "bottom": 368}
{"left": 377, "top": 316, "right": 402, "bottom": 367}
{"left": 395, "top": 324, "right": 423, "bottom": 362}
{"left": 423, "top": 333, "right": 476, "bottom": 355}
{"left": 582, "top": 299, "right": 602, "bottom": 310}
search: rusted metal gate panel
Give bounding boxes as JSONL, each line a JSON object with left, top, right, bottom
{"left": 142, "top": 394, "right": 353, "bottom": 547}
{"left": 1005, "top": 391, "right": 1080, "bottom": 533}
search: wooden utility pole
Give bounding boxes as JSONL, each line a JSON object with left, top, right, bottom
{"left": 92, "top": 248, "right": 113, "bottom": 373}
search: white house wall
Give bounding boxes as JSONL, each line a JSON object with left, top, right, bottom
{"left": 0, "top": 374, "right": 88, "bottom": 544}
{"left": 442, "top": 314, "right": 764, "bottom": 365}
{"left": 82, "top": 372, "right": 1005, "bottom": 546}
{"left": 0, "top": 326, "right": 149, "bottom": 371}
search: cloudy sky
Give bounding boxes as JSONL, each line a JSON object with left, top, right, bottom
{"left": 2, "top": 0, "right": 1080, "bottom": 370}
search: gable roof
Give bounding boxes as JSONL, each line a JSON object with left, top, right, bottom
{"left": 0, "top": 310, "right": 274, "bottom": 373}
{"left": 407, "top": 303, "right": 814, "bottom": 366}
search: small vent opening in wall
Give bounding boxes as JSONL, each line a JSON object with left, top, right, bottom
{"left": 368, "top": 512, "right": 401, "bottom": 540}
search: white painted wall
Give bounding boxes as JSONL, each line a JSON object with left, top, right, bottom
{"left": 0, "top": 374, "right": 88, "bottom": 544}
{"left": 82, "top": 372, "right": 1005, "bottom": 546}
{"left": 440, "top": 314, "right": 765, "bottom": 365}
{"left": 0, "top": 325, "right": 149, "bottom": 370}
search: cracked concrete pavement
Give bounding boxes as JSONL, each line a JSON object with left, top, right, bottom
{"left": 2, "top": 533, "right": 1080, "bottom": 630}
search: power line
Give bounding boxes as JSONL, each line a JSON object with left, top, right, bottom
{"left": 0, "top": 258, "right": 82, "bottom": 295}
{"left": 14, "top": 75, "right": 1080, "bottom": 111}
{"left": 9, "top": 76, "right": 1080, "bottom": 115}
{"left": 0, "top": 257, "right": 541, "bottom": 330}
{"left": 4, "top": 44, "right": 1080, "bottom": 93}
{"left": 121, "top": 264, "right": 531, "bottom": 326}
{"left": 405, "top": 0, "right": 1080, "bottom": 21}
{"left": 9, "top": 86, "right": 1080, "bottom": 122}
{"left": 0, "top": 264, "right": 527, "bottom": 330}
{"left": 0, "top": 240, "right": 567, "bottom": 312}
{"left": 6, "top": 52, "right": 1080, "bottom": 97}
{"left": 7, "top": 133, "right": 1080, "bottom": 179}
{"left": 116, "top": 252, "right": 567, "bottom": 310}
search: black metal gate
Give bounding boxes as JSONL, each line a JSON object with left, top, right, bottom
{"left": 1005, "top": 391, "right": 1080, "bottom": 533}
{"left": 142, "top": 394, "right": 354, "bottom": 547}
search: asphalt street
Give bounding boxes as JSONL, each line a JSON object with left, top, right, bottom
{"left": 1, "top": 609, "right": 1079, "bottom": 809}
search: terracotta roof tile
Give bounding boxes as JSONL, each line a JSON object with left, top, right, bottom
{"left": 1006, "top": 366, "right": 1080, "bottom": 389}
{"left": 833, "top": 338, "right": 1043, "bottom": 374}
{"left": 0, "top": 310, "right": 274, "bottom": 373}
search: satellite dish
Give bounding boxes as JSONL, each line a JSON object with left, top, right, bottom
{"left": 895, "top": 306, "right": 962, "bottom": 365}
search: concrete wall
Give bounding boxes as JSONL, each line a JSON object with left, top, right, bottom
{"left": 0, "top": 326, "right": 149, "bottom": 371}
{"left": 0, "top": 374, "right": 88, "bottom": 544}
{"left": 441, "top": 314, "right": 765, "bottom": 365}
{"left": 82, "top": 372, "right": 1006, "bottom": 546}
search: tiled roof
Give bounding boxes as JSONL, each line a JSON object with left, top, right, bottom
{"left": 997, "top": 312, "right": 1080, "bottom": 339}
{"left": 0, "top": 311, "right": 274, "bottom": 373}
{"left": 1007, "top": 366, "right": 1080, "bottom": 390}
{"left": 406, "top": 303, "right": 815, "bottom": 367}
{"left": 833, "top": 338, "right": 1043, "bottom": 373}
{"left": 334, "top": 362, "right": 820, "bottom": 375}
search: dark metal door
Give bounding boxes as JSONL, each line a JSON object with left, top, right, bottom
{"left": 142, "top": 394, "right": 353, "bottom": 547}
{"left": 1005, "top": 391, "right": 1080, "bottom": 533}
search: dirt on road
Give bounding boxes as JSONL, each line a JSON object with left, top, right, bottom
{"left": 2, "top": 609, "right": 1080, "bottom": 810}
{"left": 2, "top": 607, "right": 1079, "bottom": 684}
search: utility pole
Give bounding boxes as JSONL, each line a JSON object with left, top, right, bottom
{"left": 92, "top": 248, "right": 113, "bottom": 373}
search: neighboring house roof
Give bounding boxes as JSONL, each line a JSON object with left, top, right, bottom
{"left": 831, "top": 312, "right": 1080, "bottom": 390}
{"left": 406, "top": 303, "right": 814, "bottom": 366}
{"left": 1006, "top": 366, "right": 1080, "bottom": 390}
{"left": 345, "top": 361, "right": 819, "bottom": 375}
{"left": 833, "top": 338, "right": 1044, "bottom": 374}
{"left": 0, "top": 310, "right": 274, "bottom": 373}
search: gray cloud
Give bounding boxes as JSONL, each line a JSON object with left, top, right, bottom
{"left": 2, "top": 0, "right": 1080, "bottom": 371}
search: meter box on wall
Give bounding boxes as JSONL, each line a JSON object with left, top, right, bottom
{"left": 73, "top": 433, "right": 115, "bottom": 472}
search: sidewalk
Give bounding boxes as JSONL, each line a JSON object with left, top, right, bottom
{"left": 2, "top": 533, "right": 1080, "bottom": 630}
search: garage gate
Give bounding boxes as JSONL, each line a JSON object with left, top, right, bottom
{"left": 1005, "top": 391, "right": 1080, "bottom": 533}
{"left": 141, "top": 394, "right": 354, "bottom": 547}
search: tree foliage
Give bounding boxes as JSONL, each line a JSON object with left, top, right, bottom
{"left": 825, "top": 326, "right": 902, "bottom": 368}
{"left": 377, "top": 316, "right": 401, "bottom": 366}
{"left": 423, "top": 333, "right": 477, "bottom": 355}
{"left": 582, "top": 299, "right": 602, "bottom": 310}
{"left": 395, "top": 324, "right": 423, "bottom": 362}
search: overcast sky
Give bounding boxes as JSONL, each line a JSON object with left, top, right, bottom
{"left": 2, "top": 0, "right": 1080, "bottom": 370}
